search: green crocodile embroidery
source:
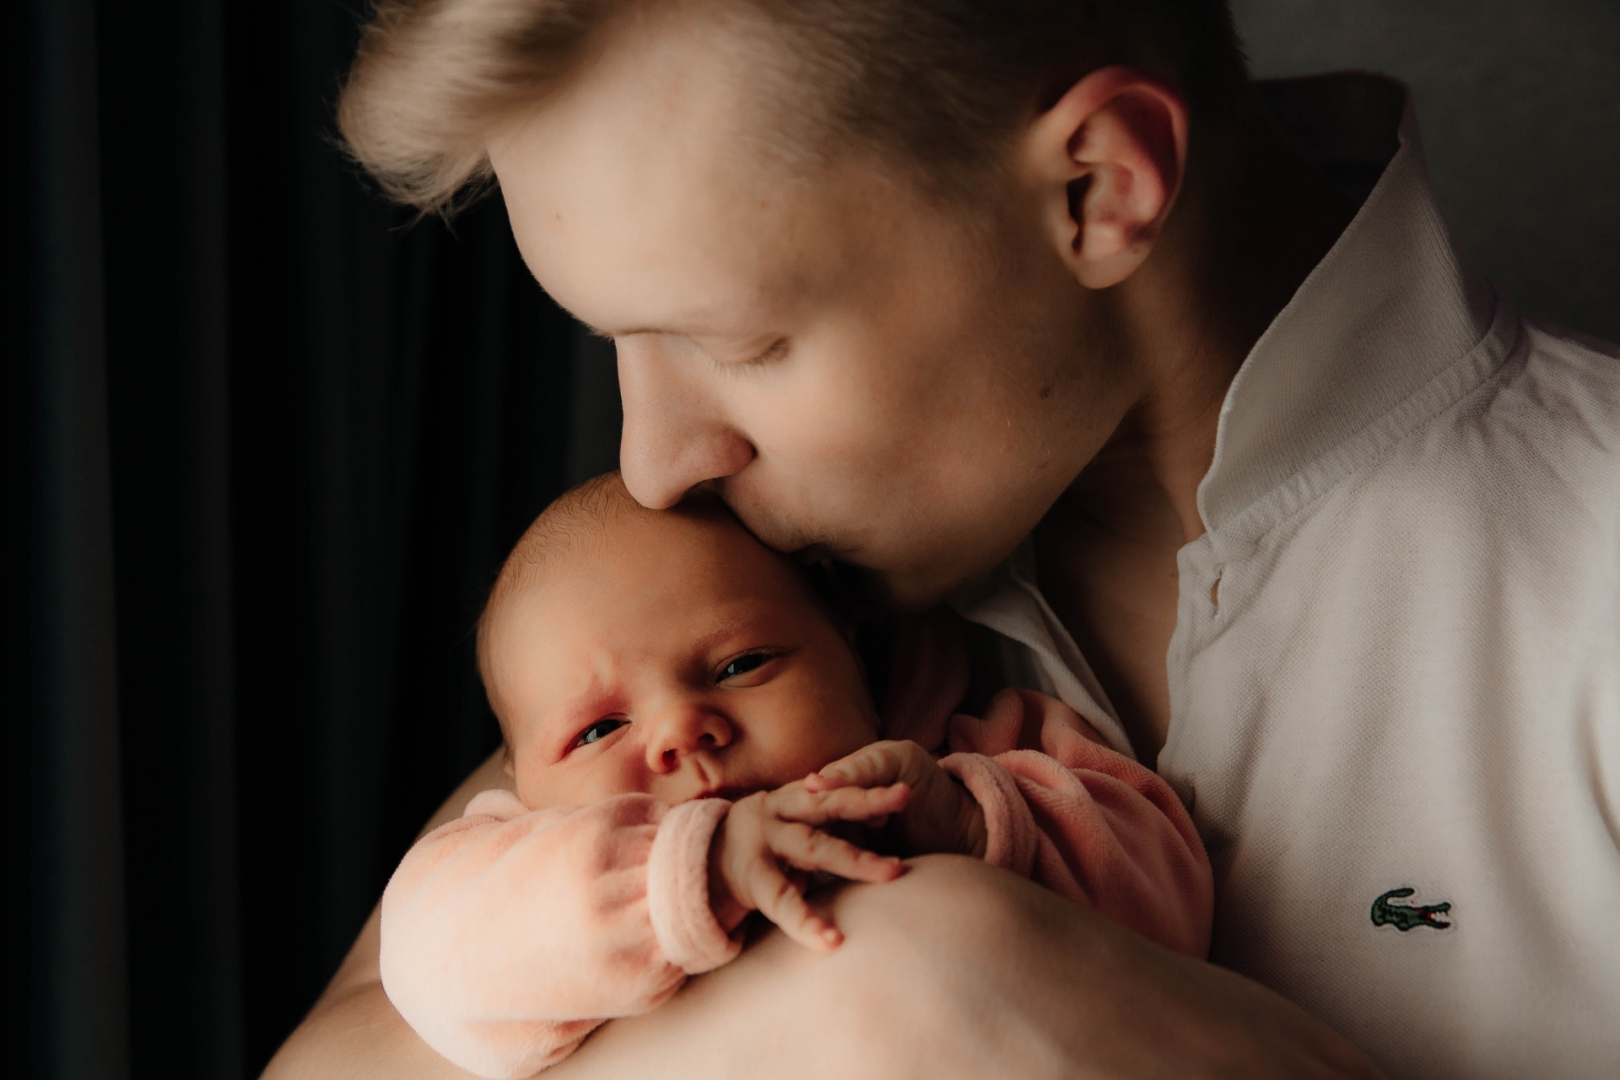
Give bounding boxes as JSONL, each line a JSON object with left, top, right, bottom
{"left": 1371, "top": 887, "right": 1452, "bottom": 931}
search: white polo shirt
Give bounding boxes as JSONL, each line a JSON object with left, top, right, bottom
{"left": 953, "top": 76, "right": 1620, "bottom": 1080}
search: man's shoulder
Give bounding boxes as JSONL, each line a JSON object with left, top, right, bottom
{"left": 1519, "top": 316, "right": 1620, "bottom": 393}
{"left": 1329, "top": 310, "right": 1620, "bottom": 559}
{"left": 1428, "top": 312, "right": 1620, "bottom": 482}
{"left": 1472, "top": 313, "right": 1620, "bottom": 472}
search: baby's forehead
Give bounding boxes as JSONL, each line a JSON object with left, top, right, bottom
{"left": 492, "top": 481, "right": 811, "bottom": 631}
{"left": 523, "top": 491, "right": 750, "bottom": 581}
{"left": 480, "top": 473, "right": 849, "bottom": 699}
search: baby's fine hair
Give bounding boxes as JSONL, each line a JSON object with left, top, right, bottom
{"left": 475, "top": 472, "right": 754, "bottom": 695}
{"left": 481, "top": 472, "right": 659, "bottom": 683}
{"left": 476, "top": 471, "right": 856, "bottom": 718}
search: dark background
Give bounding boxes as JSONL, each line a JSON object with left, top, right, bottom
{"left": 5, "top": 2, "right": 1616, "bottom": 1079}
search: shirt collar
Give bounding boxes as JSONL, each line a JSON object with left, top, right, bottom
{"left": 951, "top": 75, "right": 1505, "bottom": 752}
{"left": 1197, "top": 74, "right": 1497, "bottom": 533}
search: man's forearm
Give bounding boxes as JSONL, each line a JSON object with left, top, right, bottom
{"left": 264, "top": 751, "right": 1387, "bottom": 1080}
{"left": 263, "top": 751, "right": 513, "bottom": 1080}
{"left": 555, "top": 855, "right": 1385, "bottom": 1080}
{"left": 262, "top": 977, "right": 483, "bottom": 1080}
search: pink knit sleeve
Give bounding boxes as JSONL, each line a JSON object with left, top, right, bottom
{"left": 379, "top": 790, "right": 738, "bottom": 1079}
{"left": 939, "top": 688, "right": 1213, "bottom": 958}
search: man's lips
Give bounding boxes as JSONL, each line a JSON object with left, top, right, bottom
{"left": 792, "top": 543, "right": 835, "bottom": 565}
{"left": 703, "top": 785, "right": 765, "bottom": 802}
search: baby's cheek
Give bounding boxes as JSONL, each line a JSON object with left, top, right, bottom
{"left": 792, "top": 722, "right": 878, "bottom": 780}
{"left": 517, "top": 752, "right": 649, "bottom": 809}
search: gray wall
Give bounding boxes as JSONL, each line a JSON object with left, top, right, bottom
{"left": 1232, "top": 0, "right": 1620, "bottom": 342}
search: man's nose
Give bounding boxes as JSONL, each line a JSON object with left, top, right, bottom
{"left": 644, "top": 700, "right": 734, "bottom": 774}
{"left": 617, "top": 339, "right": 755, "bottom": 510}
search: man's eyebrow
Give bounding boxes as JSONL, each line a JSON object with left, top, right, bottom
{"left": 580, "top": 312, "right": 746, "bottom": 340}
{"left": 582, "top": 323, "right": 701, "bottom": 339}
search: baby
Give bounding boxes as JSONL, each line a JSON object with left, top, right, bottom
{"left": 380, "top": 474, "right": 1213, "bottom": 1079}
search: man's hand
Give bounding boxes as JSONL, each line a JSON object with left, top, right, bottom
{"left": 708, "top": 781, "right": 907, "bottom": 952}
{"left": 269, "top": 754, "right": 1389, "bottom": 1080}
{"left": 557, "top": 855, "right": 1389, "bottom": 1080}
{"left": 806, "top": 740, "right": 988, "bottom": 860}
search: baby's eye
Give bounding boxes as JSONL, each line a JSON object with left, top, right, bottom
{"left": 572, "top": 717, "right": 627, "bottom": 749}
{"left": 719, "top": 652, "right": 773, "bottom": 681}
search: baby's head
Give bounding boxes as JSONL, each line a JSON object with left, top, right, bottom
{"left": 480, "top": 473, "right": 881, "bottom": 810}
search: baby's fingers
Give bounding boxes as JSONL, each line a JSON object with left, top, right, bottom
{"left": 804, "top": 742, "right": 905, "bottom": 792}
{"left": 769, "top": 820, "right": 904, "bottom": 885}
{"left": 746, "top": 861, "right": 844, "bottom": 952}
{"left": 770, "top": 781, "right": 909, "bottom": 825}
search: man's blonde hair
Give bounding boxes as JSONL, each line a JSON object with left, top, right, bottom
{"left": 338, "top": 0, "right": 1248, "bottom": 216}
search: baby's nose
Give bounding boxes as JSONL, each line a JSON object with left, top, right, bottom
{"left": 644, "top": 702, "right": 733, "bottom": 773}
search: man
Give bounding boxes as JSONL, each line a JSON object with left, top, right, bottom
{"left": 268, "top": 2, "right": 1620, "bottom": 1077}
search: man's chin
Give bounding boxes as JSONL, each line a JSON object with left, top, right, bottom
{"left": 803, "top": 555, "right": 956, "bottom": 615}
{"left": 789, "top": 542, "right": 837, "bottom": 566}
{"left": 862, "top": 566, "right": 958, "bottom": 614}
{"left": 722, "top": 498, "right": 845, "bottom": 564}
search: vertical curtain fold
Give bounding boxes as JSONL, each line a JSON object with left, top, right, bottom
{"left": 8, "top": 2, "right": 621, "bottom": 1078}
{"left": 96, "top": 0, "right": 241, "bottom": 1071}
{"left": 9, "top": 0, "right": 131, "bottom": 1078}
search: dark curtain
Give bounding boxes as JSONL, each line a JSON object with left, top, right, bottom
{"left": 6, "top": 1, "right": 620, "bottom": 1078}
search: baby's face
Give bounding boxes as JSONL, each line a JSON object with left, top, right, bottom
{"left": 486, "top": 508, "right": 880, "bottom": 809}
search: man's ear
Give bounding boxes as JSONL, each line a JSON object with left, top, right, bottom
{"left": 1022, "top": 66, "right": 1189, "bottom": 290}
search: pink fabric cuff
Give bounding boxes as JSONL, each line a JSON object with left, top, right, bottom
{"left": 938, "top": 752, "right": 1038, "bottom": 877}
{"left": 646, "top": 798, "right": 739, "bottom": 974}
{"left": 462, "top": 788, "right": 523, "bottom": 818}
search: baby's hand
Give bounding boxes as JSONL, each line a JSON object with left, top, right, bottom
{"left": 708, "top": 781, "right": 907, "bottom": 953}
{"left": 804, "top": 741, "right": 988, "bottom": 860}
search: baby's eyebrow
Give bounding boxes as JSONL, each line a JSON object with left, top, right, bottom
{"left": 686, "top": 609, "right": 777, "bottom": 657}
{"left": 530, "top": 681, "right": 623, "bottom": 745}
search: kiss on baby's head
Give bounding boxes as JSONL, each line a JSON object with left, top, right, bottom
{"left": 381, "top": 477, "right": 1211, "bottom": 1080}
{"left": 477, "top": 472, "right": 882, "bottom": 811}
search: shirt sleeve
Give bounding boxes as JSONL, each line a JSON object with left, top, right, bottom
{"left": 379, "top": 790, "right": 738, "bottom": 1079}
{"left": 938, "top": 688, "right": 1214, "bottom": 958}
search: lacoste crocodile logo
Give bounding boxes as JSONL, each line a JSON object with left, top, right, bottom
{"left": 1371, "top": 887, "right": 1452, "bottom": 931}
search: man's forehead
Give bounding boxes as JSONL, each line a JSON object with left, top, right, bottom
{"left": 489, "top": 3, "right": 766, "bottom": 223}
{"left": 487, "top": 8, "right": 910, "bottom": 336}
{"left": 494, "top": 127, "right": 794, "bottom": 336}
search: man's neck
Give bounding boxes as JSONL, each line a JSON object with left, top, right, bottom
{"left": 1037, "top": 94, "right": 1361, "bottom": 760}
{"left": 1063, "top": 95, "right": 1361, "bottom": 543}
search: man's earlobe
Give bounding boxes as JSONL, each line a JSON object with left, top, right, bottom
{"left": 1025, "top": 66, "right": 1189, "bottom": 290}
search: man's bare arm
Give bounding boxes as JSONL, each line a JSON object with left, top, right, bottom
{"left": 264, "top": 761, "right": 1385, "bottom": 1080}
{"left": 260, "top": 751, "right": 512, "bottom": 1080}
{"left": 551, "top": 854, "right": 1385, "bottom": 1080}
